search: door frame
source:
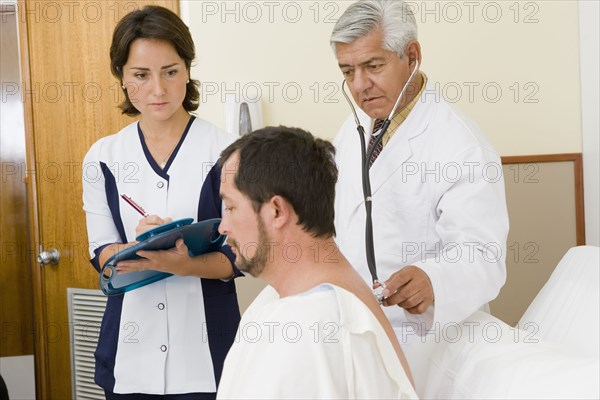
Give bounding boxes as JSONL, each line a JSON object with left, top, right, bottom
{"left": 16, "top": 0, "right": 49, "bottom": 396}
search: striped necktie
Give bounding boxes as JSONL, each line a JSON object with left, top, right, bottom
{"left": 367, "top": 119, "right": 384, "bottom": 168}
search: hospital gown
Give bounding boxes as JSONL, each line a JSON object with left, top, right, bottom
{"left": 217, "top": 283, "right": 417, "bottom": 399}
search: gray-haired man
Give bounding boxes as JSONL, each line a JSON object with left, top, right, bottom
{"left": 331, "top": 0, "right": 509, "bottom": 343}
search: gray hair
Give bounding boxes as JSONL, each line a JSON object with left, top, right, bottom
{"left": 330, "top": 0, "right": 418, "bottom": 59}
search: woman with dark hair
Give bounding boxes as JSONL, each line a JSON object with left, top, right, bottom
{"left": 82, "top": 6, "right": 241, "bottom": 399}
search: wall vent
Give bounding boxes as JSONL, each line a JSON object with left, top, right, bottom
{"left": 67, "top": 288, "right": 107, "bottom": 400}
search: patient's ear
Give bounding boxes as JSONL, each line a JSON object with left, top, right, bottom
{"left": 266, "top": 195, "right": 294, "bottom": 229}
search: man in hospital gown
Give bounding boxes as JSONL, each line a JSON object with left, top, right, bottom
{"left": 331, "top": 0, "right": 509, "bottom": 340}
{"left": 216, "top": 126, "right": 417, "bottom": 399}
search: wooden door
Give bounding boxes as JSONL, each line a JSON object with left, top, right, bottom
{"left": 18, "top": 1, "right": 179, "bottom": 398}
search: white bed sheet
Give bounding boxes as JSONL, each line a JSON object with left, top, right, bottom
{"left": 422, "top": 311, "right": 599, "bottom": 399}
{"left": 519, "top": 246, "right": 599, "bottom": 359}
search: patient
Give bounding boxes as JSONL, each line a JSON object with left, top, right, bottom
{"left": 216, "top": 126, "right": 417, "bottom": 399}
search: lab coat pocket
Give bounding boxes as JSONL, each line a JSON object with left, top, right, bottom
{"left": 374, "top": 190, "right": 429, "bottom": 258}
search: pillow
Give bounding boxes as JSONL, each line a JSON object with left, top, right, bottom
{"left": 422, "top": 311, "right": 600, "bottom": 399}
{"left": 519, "top": 246, "right": 599, "bottom": 359}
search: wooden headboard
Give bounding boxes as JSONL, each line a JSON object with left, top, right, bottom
{"left": 491, "top": 153, "right": 585, "bottom": 326}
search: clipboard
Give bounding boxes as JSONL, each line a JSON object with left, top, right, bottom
{"left": 100, "top": 218, "right": 225, "bottom": 296}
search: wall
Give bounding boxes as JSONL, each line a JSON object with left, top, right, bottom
{"left": 0, "top": 356, "right": 35, "bottom": 400}
{"left": 491, "top": 159, "right": 580, "bottom": 325}
{"left": 182, "top": 0, "right": 583, "bottom": 156}
{"left": 181, "top": 0, "right": 590, "bottom": 312}
{"left": 579, "top": 0, "right": 599, "bottom": 246}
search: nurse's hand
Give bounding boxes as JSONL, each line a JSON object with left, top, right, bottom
{"left": 116, "top": 239, "right": 192, "bottom": 276}
{"left": 380, "top": 266, "right": 434, "bottom": 314}
{"left": 135, "top": 215, "right": 173, "bottom": 236}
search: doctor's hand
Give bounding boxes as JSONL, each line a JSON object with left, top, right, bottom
{"left": 380, "top": 266, "right": 434, "bottom": 314}
{"left": 135, "top": 215, "right": 173, "bottom": 236}
{"left": 116, "top": 239, "right": 192, "bottom": 276}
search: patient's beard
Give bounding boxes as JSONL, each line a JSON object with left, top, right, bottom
{"left": 232, "top": 217, "right": 271, "bottom": 277}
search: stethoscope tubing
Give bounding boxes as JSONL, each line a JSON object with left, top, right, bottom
{"left": 340, "top": 60, "right": 420, "bottom": 289}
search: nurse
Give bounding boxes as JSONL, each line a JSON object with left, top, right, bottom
{"left": 82, "top": 5, "right": 240, "bottom": 399}
{"left": 331, "top": 0, "right": 509, "bottom": 340}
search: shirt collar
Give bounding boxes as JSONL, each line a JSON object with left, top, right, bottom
{"left": 382, "top": 71, "right": 428, "bottom": 146}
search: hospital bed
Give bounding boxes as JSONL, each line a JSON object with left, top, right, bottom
{"left": 406, "top": 246, "right": 600, "bottom": 399}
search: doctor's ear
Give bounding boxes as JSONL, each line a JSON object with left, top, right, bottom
{"left": 404, "top": 40, "right": 422, "bottom": 66}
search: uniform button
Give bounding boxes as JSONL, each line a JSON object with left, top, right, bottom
{"left": 157, "top": 181, "right": 164, "bottom": 188}
{"left": 160, "top": 345, "right": 167, "bottom": 352}
{"left": 157, "top": 303, "right": 165, "bottom": 310}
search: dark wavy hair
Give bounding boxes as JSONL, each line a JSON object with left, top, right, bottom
{"left": 219, "top": 126, "right": 338, "bottom": 238}
{"left": 109, "top": 5, "right": 200, "bottom": 116}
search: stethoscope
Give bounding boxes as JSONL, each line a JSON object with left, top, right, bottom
{"left": 340, "top": 59, "right": 420, "bottom": 304}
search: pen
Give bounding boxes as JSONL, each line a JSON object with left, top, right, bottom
{"left": 120, "top": 194, "right": 149, "bottom": 217}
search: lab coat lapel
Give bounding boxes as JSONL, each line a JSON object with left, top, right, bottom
{"left": 368, "top": 96, "right": 431, "bottom": 195}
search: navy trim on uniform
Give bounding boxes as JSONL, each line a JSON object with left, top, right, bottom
{"left": 198, "top": 163, "right": 241, "bottom": 278}
{"left": 91, "top": 243, "right": 113, "bottom": 273}
{"left": 138, "top": 124, "right": 169, "bottom": 180}
{"left": 138, "top": 116, "right": 196, "bottom": 179}
{"left": 197, "top": 162, "right": 242, "bottom": 386}
{"left": 95, "top": 163, "right": 127, "bottom": 391}
{"left": 201, "top": 280, "right": 240, "bottom": 388}
{"left": 101, "top": 162, "right": 127, "bottom": 243}
{"left": 95, "top": 293, "right": 124, "bottom": 391}
{"left": 164, "top": 116, "right": 195, "bottom": 172}
{"left": 104, "top": 390, "right": 216, "bottom": 400}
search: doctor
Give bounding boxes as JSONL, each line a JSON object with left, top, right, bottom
{"left": 331, "top": 0, "right": 509, "bottom": 341}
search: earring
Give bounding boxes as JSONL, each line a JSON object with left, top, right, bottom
{"left": 186, "top": 79, "right": 190, "bottom": 84}
{"left": 121, "top": 84, "right": 126, "bottom": 90}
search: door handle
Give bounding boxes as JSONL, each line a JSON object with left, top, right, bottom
{"left": 37, "top": 248, "right": 60, "bottom": 265}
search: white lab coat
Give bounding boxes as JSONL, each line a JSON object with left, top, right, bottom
{"left": 334, "top": 80, "right": 509, "bottom": 341}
